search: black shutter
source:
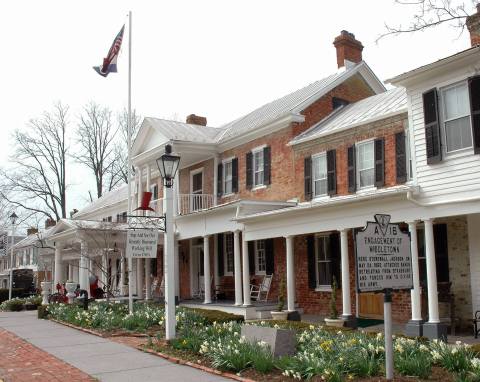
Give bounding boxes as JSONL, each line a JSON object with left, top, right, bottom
{"left": 307, "top": 235, "right": 316, "bottom": 289}
{"left": 217, "top": 234, "right": 224, "bottom": 277}
{"left": 217, "top": 163, "right": 223, "bottom": 197}
{"left": 304, "top": 156, "right": 312, "bottom": 200}
{"left": 232, "top": 158, "right": 239, "bottom": 193}
{"left": 374, "top": 138, "right": 385, "bottom": 187}
{"left": 263, "top": 146, "right": 271, "bottom": 185}
{"left": 347, "top": 145, "right": 356, "bottom": 193}
{"left": 327, "top": 149, "right": 336, "bottom": 196}
{"left": 469, "top": 76, "right": 480, "bottom": 154}
{"left": 395, "top": 131, "right": 407, "bottom": 184}
{"left": 246, "top": 152, "right": 253, "bottom": 189}
{"left": 329, "top": 232, "right": 341, "bottom": 288}
{"left": 265, "top": 239, "right": 274, "bottom": 275}
{"left": 433, "top": 224, "right": 449, "bottom": 283}
{"left": 422, "top": 88, "right": 442, "bottom": 164}
{"left": 248, "top": 241, "right": 255, "bottom": 276}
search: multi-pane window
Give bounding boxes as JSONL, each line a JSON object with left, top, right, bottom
{"left": 356, "top": 141, "right": 375, "bottom": 188}
{"left": 442, "top": 82, "right": 472, "bottom": 152}
{"left": 253, "top": 149, "right": 264, "bottom": 187}
{"left": 312, "top": 153, "right": 327, "bottom": 197}
{"left": 151, "top": 184, "right": 159, "bottom": 200}
{"left": 223, "top": 160, "right": 233, "bottom": 195}
{"left": 255, "top": 240, "right": 266, "bottom": 274}
{"left": 224, "top": 233, "right": 234, "bottom": 275}
{"left": 406, "top": 130, "right": 413, "bottom": 181}
{"left": 315, "top": 235, "right": 331, "bottom": 287}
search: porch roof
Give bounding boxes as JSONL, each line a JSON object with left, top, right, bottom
{"left": 47, "top": 219, "right": 130, "bottom": 243}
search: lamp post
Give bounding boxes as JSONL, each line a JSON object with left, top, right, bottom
{"left": 8, "top": 212, "right": 18, "bottom": 300}
{"left": 156, "top": 144, "right": 180, "bottom": 340}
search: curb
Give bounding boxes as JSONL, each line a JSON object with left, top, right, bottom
{"left": 139, "top": 347, "right": 257, "bottom": 382}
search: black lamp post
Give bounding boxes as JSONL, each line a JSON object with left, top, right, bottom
{"left": 156, "top": 144, "right": 180, "bottom": 188}
{"left": 8, "top": 212, "right": 18, "bottom": 300}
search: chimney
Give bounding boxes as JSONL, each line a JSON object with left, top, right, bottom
{"left": 45, "top": 218, "right": 56, "bottom": 229}
{"left": 186, "top": 114, "right": 207, "bottom": 126}
{"left": 70, "top": 209, "right": 78, "bottom": 218}
{"left": 467, "top": 4, "right": 480, "bottom": 47}
{"left": 27, "top": 228, "right": 38, "bottom": 236}
{"left": 333, "top": 30, "right": 364, "bottom": 69}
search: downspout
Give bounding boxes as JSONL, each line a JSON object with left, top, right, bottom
{"left": 407, "top": 190, "right": 480, "bottom": 207}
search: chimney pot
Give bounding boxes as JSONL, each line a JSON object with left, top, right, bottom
{"left": 45, "top": 218, "right": 56, "bottom": 229}
{"left": 333, "top": 30, "right": 364, "bottom": 69}
{"left": 186, "top": 114, "right": 207, "bottom": 126}
{"left": 27, "top": 227, "right": 38, "bottom": 236}
{"left": 467, "top": 4, "right": 480, "bottom": 46}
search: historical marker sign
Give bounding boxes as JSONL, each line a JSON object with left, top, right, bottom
{"left": 355, "top": 214, "right": 413, "bottom": 292}
{"left": 126, "top": 229, "right": 158, "bottom": 258}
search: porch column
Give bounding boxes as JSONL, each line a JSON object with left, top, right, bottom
{"left": 111, "top": 256, "right": 118, "bottom": 291}
{"left": 405, "top": 221, "right": 423, "bottom": 337}
{"left": 213, "top": 234, "right": 219, "bottom": 290}
{"left": 137, "top": 167, "right": 143, "bottom": 207}
{"left": 68, "top": 263, "right": 73, "bottom": 281}
{"left": 423, "top": 219, "right": 447, "bottom": 339}
{"left": 242, "top": 235, "right": 251, "bottom": 306}
{"left": 286, "top": 235, "right": 295, "bottom": 312}
{"left": 53, "top": 245, "right": 63, "bottom": 287}
{"left": 340, "top": 229, "right": 354, "bottom": 326}
{"left": 146, "top": 164, "right": 151, "bottom": 215}
{"left": 101, "top": 253, "right": 108, "bottom": 287}
{"left": 120, "top": 254, "right": 125, "bottom": 295}
{"left": 174, "top": 238, "right": 180, "bottom": 298}
{"left": 137, "top": 258, "right": 144, "bottom": 298}
{"left": 145, "top": 258, "right": 151, "bottom": 300}
{"left": 203, "top": 235, "right": 212, "bottom": 303}
{"left": 79, "top": 241, "right": 89, "bottom": 296}
{"left": 233, "top": 230, "right": 243, "bottom": 306}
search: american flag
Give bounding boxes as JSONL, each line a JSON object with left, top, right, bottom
{"left": 93, "top": 25, "right": 125, "bottom": 77}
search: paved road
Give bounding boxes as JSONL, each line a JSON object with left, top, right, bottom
{"left": 0, "top": 311, "right": 229, "bottom": 382}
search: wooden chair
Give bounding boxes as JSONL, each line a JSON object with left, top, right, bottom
{"left": 151, "top": 277, "right": 164, "bottom": 299}
{"left": 473, "top": 311, "right": 480, "bottom": 338}
{"left": 192, "top": 276, "right": 213, "bottom": 300}
{"left": 250, "top": 274, "right": 273, "bottom": 302}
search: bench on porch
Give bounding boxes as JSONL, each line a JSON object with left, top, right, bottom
{"left": 214, "top": 279, "right": 235, "bottom": 301}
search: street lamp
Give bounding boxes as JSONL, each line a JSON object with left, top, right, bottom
{"left": 8, "top": 212, "right": 18, "bottom": 300}
{"left": 156, "top": 144, "right": 180, "bottom": 340}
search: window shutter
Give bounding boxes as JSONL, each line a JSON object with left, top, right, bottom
{"left": 246, "top": 152, "right": 253, "bottom": 189}
{"left": 265, "top": 239, "right": 274, "bottom": 275}
{"left": 347, "top": 145, "right": 356, "bottom": 193}
{"left": 327, "top": 149, "right": 336, "bottom": 196}
{"left": 217, "top": 163, "right": 223, "bottom": 197}
{"left": 307, "top": 236, "right": 316, "bottom": 289}
{"left": 263, "top": 146, "right": 271, "bottom": 185}
{"left": 422, "top": 88, "right": 442, "bottom": 164}
{"left": 374, "top": 138, "right": 385, "bottom": 187}
{"left": 395, "top": 131, "right": 407, "bottom": 183}
{"left": 468, "top": 76, "right": 480, "bottom": 154}
{"left": 217, "top": 234, "right": 224, "bottom": 277}
{"left": 329, "top": 232, "right": 341, "bottom": 288}
{"left": 248, "top": 241, "right": 255, "bottom": 276}
{"left": 304, "top": 156, "right": 312, "bottom": 200}
{"left": 232, "top": 158, "right": 239, "bottom": 193}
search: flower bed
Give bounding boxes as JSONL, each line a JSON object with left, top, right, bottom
{"left": 0, "top": 295, "right": 42, "bottom": 311}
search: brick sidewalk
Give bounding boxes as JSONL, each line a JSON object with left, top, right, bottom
{"left": 0, "top": 329, "right": 94, "bottom": 382}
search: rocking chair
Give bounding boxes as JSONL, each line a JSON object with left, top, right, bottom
{"left": 250, "top": 274, "right": 273, "bottom": 302}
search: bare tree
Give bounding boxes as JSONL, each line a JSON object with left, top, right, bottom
{"left": 0, "top": 103, "right": 69, "bottom": 221}
{"left": 75, "top": 102, "right": 119, "bottom": 198}
{"left": 377, "top": 0, "right": 476, "bottom": 42}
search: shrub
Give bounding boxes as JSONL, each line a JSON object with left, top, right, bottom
{"left": 183, "top": 308, "right": 244, "bottom": 325}
{"left": 37, "top": 305, "right": 48, "bottom": 319}
{"left": 0, "top": 298, "right": 25, "bottom": 311}
{"left": 0, "top": 289, "right": 27, "bottom": 304}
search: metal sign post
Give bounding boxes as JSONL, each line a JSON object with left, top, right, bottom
{"left": 355, "top": 214, "right": 413, "bottom": 381}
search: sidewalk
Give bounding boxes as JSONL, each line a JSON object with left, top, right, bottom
{"left": 0, "top": 311, "right": 229, "bottom": 382}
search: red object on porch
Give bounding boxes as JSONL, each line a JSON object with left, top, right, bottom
{"left": 134, "top": 191, "right": 155, "bottom": 212}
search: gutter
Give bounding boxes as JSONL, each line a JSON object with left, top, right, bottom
{"left": 406, "top": 190, "right": 480, "bottom": 207}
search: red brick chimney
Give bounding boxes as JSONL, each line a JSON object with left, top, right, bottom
{"left": 467, "top": 4, "right": 480, "bottom": 46}
{"left": 45, "top": 218, "right": 56, "bottom": 229}
{"left": 27, "top": 228, "right": 38, "bottom": 236}
{"left": 186, "top": 114, "right": 207, "bottom": 126}
{"left": 333, "top": 30, "right": 364, "bottom": 69}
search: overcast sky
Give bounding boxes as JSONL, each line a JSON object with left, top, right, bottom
{"left": 0, "top": 0, "right": 475, "bottom": 227}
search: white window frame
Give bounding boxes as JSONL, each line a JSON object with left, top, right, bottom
{"left": 356, "top": 139, "right": 375, "bottom": 190}
{"left": 222, "top": 157, "right": 234, "bottom": 197}
{"left": 312, "top": 152, "right": 328, "bottom": 198}
{"left": 254, "top": 240, "right": 266, "bottom": 275}
{"left": 440, "top": 81, "right": 473, "bottom": 155}
{"left": 252, "top": 146, "right": 265, "bottom": 189}
{"left": 315, "top": 234, "right": 332, "bottom": 290}
{"left": 224, "top": 233, "right": 234, "bottom": 276}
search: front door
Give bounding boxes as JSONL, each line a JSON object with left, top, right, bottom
{"left": 191, "top": 171, "right": 203, "bottom": 211}
{"left": 191, "top": 241, "right": 204, "bottom": 298}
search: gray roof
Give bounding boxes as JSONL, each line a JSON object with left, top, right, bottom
{"left": 290, "top": 87, "right": 407, "bottom": 145}
{"left": 13, "top": 227, "right": 55, "bottom": 250}
{"left": 74, "top": 185, "right": 128, "bottom": 219}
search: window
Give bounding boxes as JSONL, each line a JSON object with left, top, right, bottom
{"left": 312, "top": 153, "right": 327, "bottom": 197}
{"left": 416, "top": 225, "right": 449, "bottom": 285}
{"left": 406, "top": 130, "right": 413, "bottom": 181}
{"left": 191, "top": 170, "right": 203, "bottom": 211}
{"left": 253, "top": 149, "right": 264, "bottom": 187}
{"left": 442, "top": 82, "right": 472, "bottom": 152}
{"left": 224, "top": 233, "right": 234, "bottom": 275}
{"left": 315, "top": 235, "right": 331, "bottom": 287}
{"left": 356, "top": 140, "right": 375, "bottom": 188}
{"left": 255, "top": 240, "right": 266, "bottom": 275}
{"left": 150, "top": 184, "right": 159, "bottom": 200}
{"left": 223, "top": 160, "right": 233, "bottom": 195}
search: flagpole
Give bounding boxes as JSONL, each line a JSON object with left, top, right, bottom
{"left": 127, "top": 10, "right": 134, "bottom": 314}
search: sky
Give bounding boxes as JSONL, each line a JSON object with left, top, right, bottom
{"left": 0, "top": 0, "right": 475, "bottom": 230}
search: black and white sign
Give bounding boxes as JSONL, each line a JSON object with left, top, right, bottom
{"left": 355, "top": 214, "right": 412, "bottom": 292}
{"left": 126, "top": 229, "right": 158, "bottom": 258}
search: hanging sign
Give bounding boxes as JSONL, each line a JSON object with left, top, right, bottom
{"left": 126, "top": 229, "right": 158, "bottom": 258}
{"left": 355, "top": 214, "right": 413, "bottom": 292}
